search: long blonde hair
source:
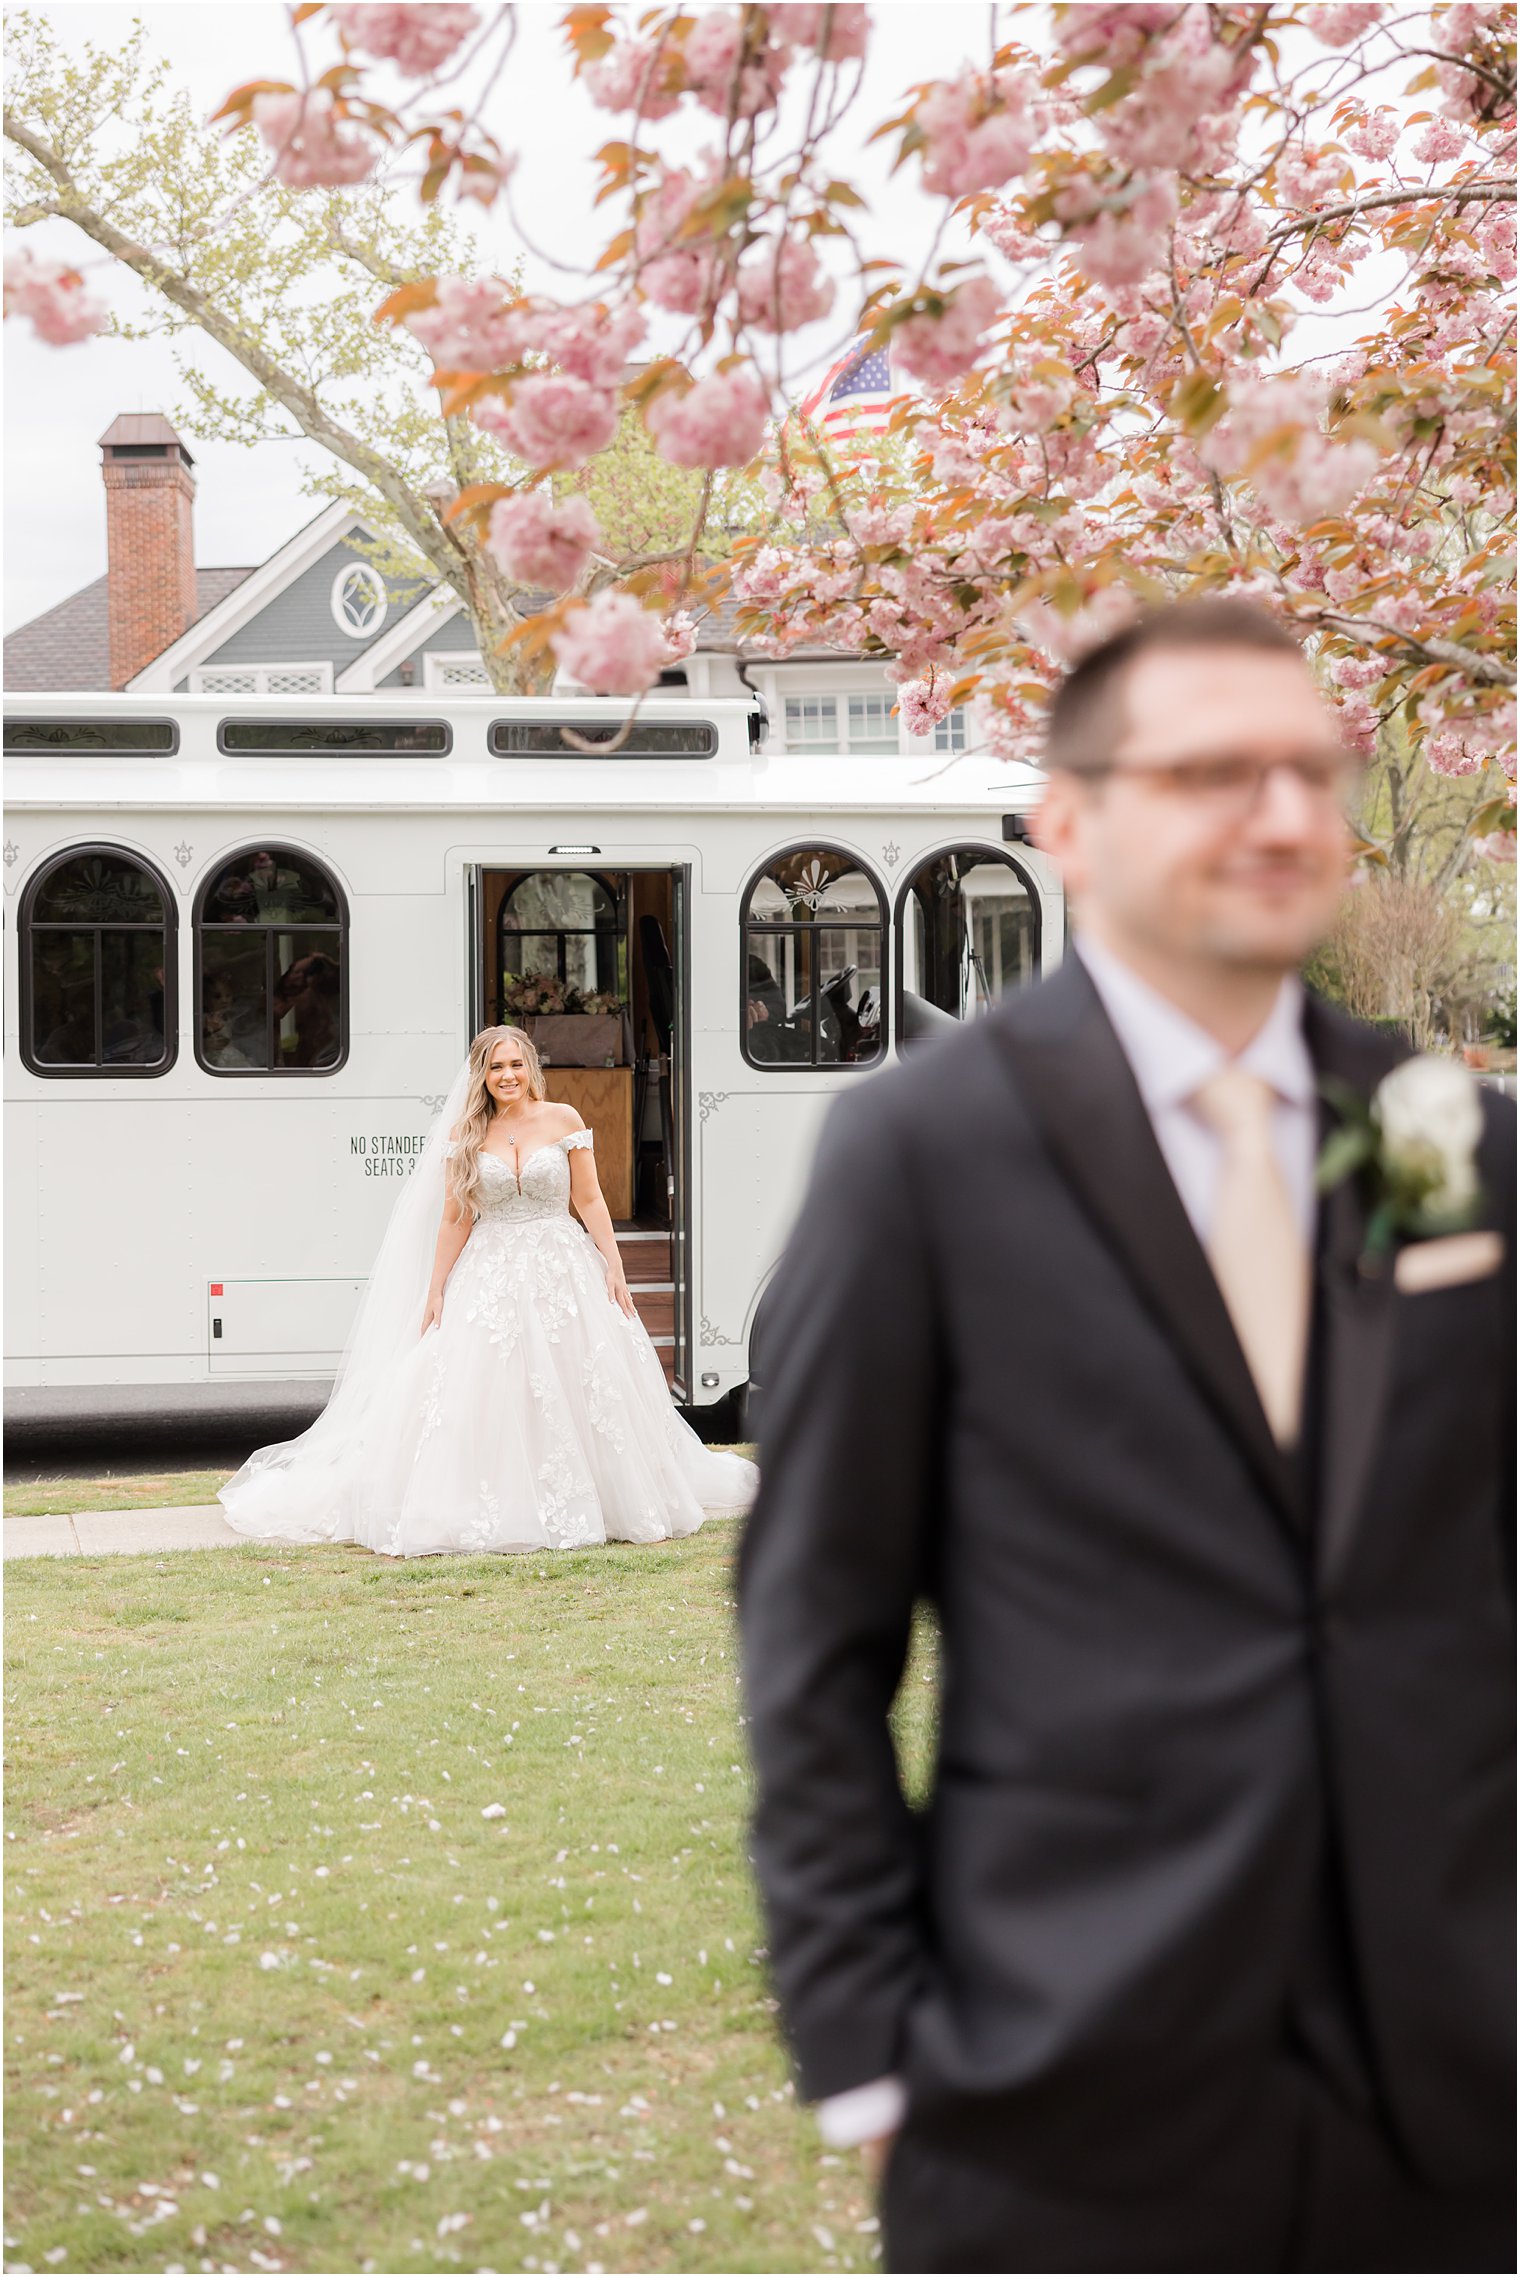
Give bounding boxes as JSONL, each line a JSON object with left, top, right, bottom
{"left": 447, "top": 1025, "right": 547, "bottom": 1217}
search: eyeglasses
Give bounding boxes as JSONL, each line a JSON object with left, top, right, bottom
{"left": 1080, "top": 750, "right": 1365, "bottom": 813}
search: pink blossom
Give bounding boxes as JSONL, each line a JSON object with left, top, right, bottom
{"left": 845, "top": 503, "right": 915, "bottom": 547}
{"left": 899, "top": 675, "right": 955, "bottom": 736}
{"left": 647, "top": 368, "right": 769, "bottom": 468}
{"left": 407, "top": 276, "right": 530, "bottom": 369}
{"left": 737, "top": 236, "right": 835, "bottom": 332}
{"left": 1275, "top": 145, "right": 1347, "bottom": 208}
{"left": 917, "top": 70, "right": 1036, "bottom": 200}
{"left": 1409, "top": 116, "right": 1469, "bottom": 164}
{"left": 662, "top": 610, "right": 698, "bottom": 662}
{"left": 1424, "top": 729, "right": 1486, "bottom": 776}
{"left": 251, "top": 88, "right": 377, "bottom": 188}
{"left": 979, "top": 208, "right": 1047, "bottom": 263}
{"left": 773, "top": 4, "right": 870, "bottom": 63}
{"left": 331, "top": 4, "right": 479, "bottom": 74}
{"left": 1344, "top": 113, "right": 1400, "bottom": 162}
{"left": 1473, "top": 831, "right": 1517, "bottom": 862}
{"left": 1204, "top": 375, "right": 1379, "bottom": 524}
{"left": 997, "top": 372, "right": 1079, "bottom": 436}
{"left": 891, "top": 273, "right": 1004, "bottom": 389}
{"left": 502, "top": 374, "right": 619, "bottom": 468}
{"left": 1052, "top": 5, "right": 1180, "bottom": 66}
{"left": 552, "top": 590, "right": 670, "bottom": 696}
{"left": 634, "top": 161, "right": 731, "bottom": 315}
{"left": 585, "top": 36, "right": 682, "bottom": 120}
{"left": 470, "top": 397, "right": 517, "bottom": 442}
{"left": 487, "top": 491, "right": 601, "bottom": 590}
{"left": 1068, "top": 175, "right": 1178, "bottom": 287}
{"left": 1476, "top": 204, "right": 1517, "bottom": 285}
{"left": 3, "top": 246, "right": 107, "bottom": 345}
{"left": 529, "top": 300, "right": 646, "bottom": 388}
{"left": 1374, "top": 589, "right": 1430, "bottom": 635}
{"left": 971, "top": 686, "right": 1043, "bottom": 763}
{"left": 642, "top": 249, "right": 727, "bottom": 316}
{"left": 1329, "top": 655, "right": 1386, "bottom": 692}
{"left": 1301, "top": 3, "right": 1383, "bottom": 45}
{"left": 1018, "top": 584, "right": 1139, "bottom": 668}
{"left": 1334, "top": 693, "right": 1380, "bottom": 755}
{"left": 1097, "top": 28, "right": 1245, "bottom": 172}
{"left": 682, "top": 10, "right": 787, "bottom": 120}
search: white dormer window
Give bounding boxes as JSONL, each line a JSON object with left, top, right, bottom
{"left": 331, "top": 562, "right": 387, "bottom": 638}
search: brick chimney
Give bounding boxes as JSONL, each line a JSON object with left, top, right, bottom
{"left": 99, "top": 413, "right": 197, "bottom": 689}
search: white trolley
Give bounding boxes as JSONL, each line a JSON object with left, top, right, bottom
{"left": 4, "top": 693, "right": 1058, "bottom": 1430}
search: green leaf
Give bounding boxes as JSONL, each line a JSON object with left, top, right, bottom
{"left": 1314, "top": 1124, "right": 1373, "bottom": 1194}
{"left": 1083, "top": 63, "right": 1139, "bottom": 115}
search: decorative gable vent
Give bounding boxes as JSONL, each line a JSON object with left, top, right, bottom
{"left": 192, "top": 663, "right": 333, "bottom": 694}
{"left": 331, "top": 562, "right": 386, "bottom": 637}
{"left": 425, "top": 653, "right": 493, "bottom": 690}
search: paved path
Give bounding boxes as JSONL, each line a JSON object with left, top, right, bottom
{"left": 3, "top": 1506, "right": 241, "bottom": 1559}
{"left": 4, "top": 1505, "right": 742, "bottom": 1558}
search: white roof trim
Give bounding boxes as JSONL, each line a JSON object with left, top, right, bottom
{"left": 126, "top": 500, "right": 370, "bottom": 692}
{"left": 333, "top": 582, "right": 462, "bottom": 692}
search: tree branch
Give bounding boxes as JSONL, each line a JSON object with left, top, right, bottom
{"left": 4, "top": 105, "right": 471, "bottom": 603}
{"left": 1264, "top": 178, "right": 1516, "bottom": 249}
{"left": 1310, "top": 606, "right": 1516, "bottom": 688}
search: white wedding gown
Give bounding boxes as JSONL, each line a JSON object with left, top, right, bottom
{"left": 220, "top": 1130, "right": 757, "bottom": 1555}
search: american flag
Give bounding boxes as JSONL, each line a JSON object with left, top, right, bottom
{"left": 798, "top": 339, "right": 899, "bottom": 445}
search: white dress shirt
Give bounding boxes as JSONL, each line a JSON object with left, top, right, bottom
{"left": 814, "top": 938, "right": 1319, "bottom": 2151}
{"left": 1074, "top": 935, "right": 1318, "bottom": 1249}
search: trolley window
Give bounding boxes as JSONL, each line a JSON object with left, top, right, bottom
{"left": 742, "top": 847, "right": 885, "bottom": 1070}
{"left": 4, "top": 718, "right": 178, "bottom": 755}
{"left": 498, "top": 870, "right": 626, "bottom": 1011}
{"left": 896, "top": 845, "right": 1040, "bottom": 1049}
{"left": 489, "top": 719, "right": 717, "bottom": 758}
{"left": 195, "top": 845, "right": 347, "bottom": 1076}
{"left": 216, "top": 718, "right": 450, "bottom": 755}
{"left": 21, "top": 845, "right": 177, "bottom": 1077}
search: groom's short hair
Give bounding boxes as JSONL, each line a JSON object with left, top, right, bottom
{"left": 1044, "top": 599, "right": 1307, "bottom": 774}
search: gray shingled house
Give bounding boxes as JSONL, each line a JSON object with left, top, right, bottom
{"left": 4, "top": 413, "right": 966, "bottom": 757}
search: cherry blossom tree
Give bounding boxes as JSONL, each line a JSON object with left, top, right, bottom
{"left": 2, "top": 13, "right": 735, "bottom": 690}
{"left": 6, "top": 2, "right": 1515, "bottom": 857}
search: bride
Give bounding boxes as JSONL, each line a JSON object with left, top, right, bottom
{"left": 219, "top": 1026, "right": 757, "bottom": 1555}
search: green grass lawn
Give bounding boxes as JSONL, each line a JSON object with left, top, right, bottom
{"left": 5, "top": 1527, "right": 934, "bottom": 2275}
{"left": 4, "top": 1472, "right": 235, "bottom": 1520}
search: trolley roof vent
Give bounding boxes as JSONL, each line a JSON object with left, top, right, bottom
{"left": 216, "top": 718, "right": 451, "bottom": 756}
{"left": 489, "top": 718, "right": 718, "bottom": 759}
{"left": 4, "top": 716, "right": 179, "bottom": 755}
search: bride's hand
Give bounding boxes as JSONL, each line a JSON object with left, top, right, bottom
{"left": 607, "top": 1270, "right": 638, "bottom": 1322}
{"left": 420, "top": 1292, "right": 444, "bottom": 1336}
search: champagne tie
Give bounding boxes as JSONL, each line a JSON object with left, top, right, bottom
{"left": 1191, "top": 1067, "right": 1310, "bottom": 1447}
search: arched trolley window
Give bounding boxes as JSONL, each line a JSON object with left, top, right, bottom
{"left": 496, "top": 870, "right": 626, "bottom": 1019}
{"left": 895, "top": 844, "right": 1040, "bottom": 1049}
{"left": 741, "top": 847, "right": 885, "bottom": 1069}
{"left": 21, "top": 845, "right": 177, "bottom": 1077}
{"left": 195, "top": 845, "right": 347, "bottom": 1074}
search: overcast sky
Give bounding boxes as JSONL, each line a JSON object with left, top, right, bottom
{"left": 3, "top": 0, "right": 1000, "bottom": 632}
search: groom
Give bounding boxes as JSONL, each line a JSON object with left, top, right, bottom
{"left": 737, "top": 600, "right": 1515, "bottom": 2272}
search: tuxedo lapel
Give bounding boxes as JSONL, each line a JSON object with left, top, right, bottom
{"left": 993, "top": 960, "right": 1303, "bottom": 1534}
{"left": 1304, "top": 996, "right": 1403, "bottom": 1585}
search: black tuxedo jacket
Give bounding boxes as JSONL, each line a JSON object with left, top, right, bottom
{"left": 738, "top": 957, "right": 1514, "bottom": 2200}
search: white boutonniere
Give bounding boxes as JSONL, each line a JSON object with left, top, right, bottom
{"left": 1316, "top": 1054, "right": 1485, "bottom": 1260}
